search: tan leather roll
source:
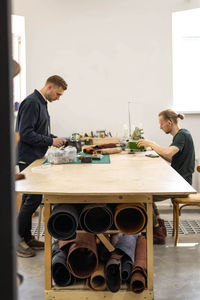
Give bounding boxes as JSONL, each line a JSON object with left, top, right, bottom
{"left": 130, "top": 235, "right": 147, "bottom": 294}
{"left": 114, "top": 204, "right": 147, "bottom": 234}
{"left": 100, "top": 148, "right": 122, "bottom": 154}
{"left": 87, "top": 264, "right": 106, "bottom": 291}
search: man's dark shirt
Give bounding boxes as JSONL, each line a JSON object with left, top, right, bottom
{"left": 16, "top": 89, "right": 55, "bottom": 164}
{"left": 171, "top": 128, "right": 195, "bottom": 183}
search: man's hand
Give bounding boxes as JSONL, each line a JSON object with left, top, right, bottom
{"left": 52, "top": 138, "right": 67, "bottom": 148}
{"left": 136, "top": 139, "right": 151, "bottom": 148}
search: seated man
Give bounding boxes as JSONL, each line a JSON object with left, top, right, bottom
{"left": 16, "top": 75, "right": 68, "bottom": 257}
{"left": 137, "top": 109, "right": 195, "bottom": 244}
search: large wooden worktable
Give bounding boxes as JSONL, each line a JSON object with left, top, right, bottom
{"left": 16, "top": 151, "right": 196, "bottom": 300}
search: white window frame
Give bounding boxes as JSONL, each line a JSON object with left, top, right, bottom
{"left": 172, "top": 8, "right": 200, "bottom": 114}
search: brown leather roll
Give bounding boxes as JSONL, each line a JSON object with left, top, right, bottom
{"left": 83, "top": 143, "right": 117, "bottom": 154}
{"left": 58, "top": 237, "right": 76, "bottom": 253}
{"left": 87, "top": 264, "right": 106, "bottom": 291}
{"left": 130, "top": 235, "right": 147, "bottom": 294}
{"left": 114, "top": 204, "right": 147, "bottom": 234}
{"left": 67, "top": 232, "right": 98, "bottom": 279}
{"left": 79, "top": 204, "right": 113, "bottom": 233}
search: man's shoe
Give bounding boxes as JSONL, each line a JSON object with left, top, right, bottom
{"left": 17, "top": 239, "right": 36, "bottom": 257}
{"left": 27, "top": 236, "right": 44, "bottom": 250}
{"left": 158, "top": 218, "right": 167, "bottom": 237}
{"left": 153, "top": 226, "right": 166, "bottom": 245}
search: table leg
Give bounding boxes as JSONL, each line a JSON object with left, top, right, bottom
{"left": 44, "top": 201, "right": 52, "bottom": 290}
{"left": 146, "top": 200, "right": 153, "bottom": 292}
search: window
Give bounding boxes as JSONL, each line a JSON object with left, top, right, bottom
{"left": 12, "top": 15, "right": 26, "bottom": 112}
{"left": 172, "top": 8, "right": 200, "bottom": 113}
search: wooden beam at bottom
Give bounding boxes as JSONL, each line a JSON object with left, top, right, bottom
{"left": 45, "top": 289, "right": 154, "bottom": 300}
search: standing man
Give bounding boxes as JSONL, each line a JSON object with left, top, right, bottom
{"left": 16, "top": 75, "right": 67, "bottom": 257}
{"left": 137, "top": 109, "right": 195, "bottom": 244}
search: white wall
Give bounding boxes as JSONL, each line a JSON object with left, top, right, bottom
{"left": 13, "top": 0, "right": 200, "bottom": 188}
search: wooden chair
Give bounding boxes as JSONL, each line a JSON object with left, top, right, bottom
{"left": 172, "top": 166, "right": 200, "bottom": 246}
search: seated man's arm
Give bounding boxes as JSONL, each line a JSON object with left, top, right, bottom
{"left": 137, "top": 139, "right": 179, "bottom": 162}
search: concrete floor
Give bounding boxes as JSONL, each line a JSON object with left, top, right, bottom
{"left": 18, "top": 208, "right": 200, "bottom": 300}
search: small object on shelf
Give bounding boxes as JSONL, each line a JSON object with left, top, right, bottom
{"left": 71, "top": 133, "right": 80, "bottom": 141}
{"left": 96, "top": 130, "right": 106, "bottom": 138}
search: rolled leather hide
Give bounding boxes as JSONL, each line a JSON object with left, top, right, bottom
{"left": 86, "top": 264, "right": 106, "bottom": 291}
{"left": 121, "top": 256, "right": 133, "bottom": 282}
{"left": 67, "top": 232, "right": 98, "bottom": 279}
{"left": 130, "top": 235, "right": 147, "bottom": 294}
{"left": 100, "top": 148, "right": 122, "bottom": 154}
{"left": 79, "top": 204, "right": 113, "bottom": 233}
{"left": 47, "top": 204, "right": 79, "bottom": 240}
{"left": 113, "top": 234, "right": 138, "bottom": 282}
{"left": 58, "top": 237, "right": 76, "bottom": 253}
{"left": 114, "top": 204, "right": 147, "bottom": 234}
{"left": 105, "top": 252, "right": 123, "bottom": 293}
{"left": 96, "top": 236, "right": 110, "bottom": 264}
{"left": 52, "top": 241, "right": 75, "bottom": 287}
{"left": 84, "top": 143, "right": 117, "bottom": 154}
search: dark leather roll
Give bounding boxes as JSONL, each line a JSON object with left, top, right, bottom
{"left": 105, "top": 252, "right": 122, "bottom": 293}
{"left": 47, "top": 204, "right": 79, "bottom": 240}
{"left": 79, "top": 204, "right": 113, "bottom": 233}
{"left": 52, "top": 241, "right": 75, "bottom": 287}
{"left": 114, "top": 234, "right": 138, "bottom": 264}
{"left": 96, "top": 236, "right": 110, "bottom": 264}
{"left": 111, "top": 234, "right": 138, "bottom": 282}
{"left": 67, "top": 232, "right": 98, "bottom": 279}
{"left": 86, "top": 264, "right": 106, "bottom": 291}
{"left": 114, "top": 204, "right": 147, "bottom": 234}
{"left": 121, "top": 256, "right": 133, "bottom": 282}
{"left": 130, "top": 235, "right": 147, "bottom": 294}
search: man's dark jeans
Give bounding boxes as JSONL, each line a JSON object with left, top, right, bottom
{"left": 18, "top": 163, "right": 42, "bottom": 242}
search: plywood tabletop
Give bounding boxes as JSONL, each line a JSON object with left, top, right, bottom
{"left": 15, "top": 151, "right": 196, "bottom": 196}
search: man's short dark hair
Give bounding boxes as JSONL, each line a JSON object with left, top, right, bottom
{"left": 46, "top": 75, "right": 67, "bottom": 90}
